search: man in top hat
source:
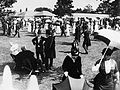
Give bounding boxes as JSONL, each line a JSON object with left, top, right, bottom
{"left": 44, "top": 30, "right": 56, "bottom": 71}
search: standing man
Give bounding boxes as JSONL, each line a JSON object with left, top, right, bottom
{"left": 60, "top": 22, "right": 66, "bottom": 37}
{"left": 44, "top": 30, "right": 56, "bottom": 71}
{"left": 7, "top": 18, "right": 12, "bottom": 37}
{"left": 82, "top": 21, "right": 91, "bottom": 54}
{"left": 14, "top": 20, "right": 20, "bottom": 38}
{"left": 1, "top": 17, "right": 7, "bottom": 35}
{"left": 75, "top": 18, "right": 81, "bottom": 42}
{"left": 32, "top": 30, "right": 45, "bottom": 63}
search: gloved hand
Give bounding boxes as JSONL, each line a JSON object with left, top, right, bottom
{"left": 64, "top": 72, "right": 68, "bottom": 77}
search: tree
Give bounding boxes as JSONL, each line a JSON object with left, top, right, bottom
{"left": 0, "top": 0, "right": 17, "bottom": 8}
{"left": 96, "top": 1, "right": 111, "bottom": 14}
{"left": 96, "top": 0, "right": 120, "bottom": 16}
{"left": 0, "top": 0, "right": 17, "bottom": 16}
{"left": 53, "top": 0, "right": 74, "bottom": 17}
{"left": 110, "top": 0, "right": 120, "bottom": 16}
{"left": 34, "top": 7, "right": 53, "bottom": 12}
{"left": 73, "top": 8, "right": 82, "bottom": 13}
{"left": 82, "top": 4, "right": 94, "bottom": 13}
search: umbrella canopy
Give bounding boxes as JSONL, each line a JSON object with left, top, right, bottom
{"left": 94, "top": 29, "right": 120, "bottom": 69}
{"left": 95, "top": 29, "right": 120, "bottom": 49}
{"left": 34, "top": 11, "right": 55, "bottom": 17}
{"left": 13, "top": 12, "right": 25, "bottom": 18}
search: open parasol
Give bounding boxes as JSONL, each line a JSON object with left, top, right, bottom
{"left": 93, "top": 29, "right": 120, "bottom": 71}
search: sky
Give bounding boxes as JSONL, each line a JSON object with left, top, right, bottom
{"left": 12, "top": 0, "right": 102, "bottom": 12}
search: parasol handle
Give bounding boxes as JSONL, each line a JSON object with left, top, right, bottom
{"left": 98, "top": 45, "right": 109, "bottom": 66}
{"left": 92, "top": 46, "right": 109, "bottom": 72}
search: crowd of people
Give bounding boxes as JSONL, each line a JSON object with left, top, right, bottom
{"left": 1, "top": 15, "right": 120, "bottom": 90}
{"left": 1, "top": 16, "right": 23, "bottom": 37}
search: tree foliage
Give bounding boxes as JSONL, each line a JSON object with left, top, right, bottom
{"left": 96, "top": 1, "right": 111, "bottom": 14}
{"left": 0, "top": 0, "right": 17, "bottom": 16}
{"left": 82, "top": 4, "right": 94, "bottom": 13}
{"left": 53, "top": 0, "right": 74, "bottom": 17}
{"left": 0, "top": 0, "right": 17, "bottom": 8}
{"left": 96, "top": 0, "right": 120, "bottom": 16}
{"left": 34, "top": 7, "right": 53, "bottom": 12}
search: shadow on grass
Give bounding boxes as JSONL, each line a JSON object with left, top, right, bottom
{"left": 57, "top": 41, "right": 72, "bottom": 46}
{"left": 37, "top": 66, "right": 63, "bottom": 84}
{"left": 25, "top": 32, "right": 36, "bottom": 37}
{"left": 59, "top": 51, "right": 71, "bottom": 53}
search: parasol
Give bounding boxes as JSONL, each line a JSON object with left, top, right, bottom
{"left": 34, "top": 11, "right": 55, "bottom": 17}
{"left": 93, "top": 29, "right": 120, "bottom": 72}
{"left": 95, "top": 29, "right": 120, "bottom": 49}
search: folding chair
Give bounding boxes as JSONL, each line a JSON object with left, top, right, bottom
{"left": 53, "top": 75, "right": 86, "bottom": 90}
{"left": 68, "top": 76, "right": 85, "bottom": 90}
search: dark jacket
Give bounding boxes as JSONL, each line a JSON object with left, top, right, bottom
{"left": 44, "top": 36, "right": 56, "bottom": 58}
{"left": 32, "top": 36, "right": 45, "bottom": 53}
{"left": 62, "top": 55, "right": 82, "bottom": 79}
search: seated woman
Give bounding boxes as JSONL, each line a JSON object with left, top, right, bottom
{"left": 62, "top": 43, "right": 83, "bottom": 81}
{"left": 14, "top": 46, "right": 39, "bottom": 73}
{"left": 92, "top": 48, "right": 120, "bottom": 90}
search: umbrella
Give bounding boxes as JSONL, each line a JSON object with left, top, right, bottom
{"left": 95, "top": 29, "right": 120, "bottom": 49}
{"left": 94, "top": 29, "right": 120, "bottom": 69}
{"left": 34, "top": 11, "right": 55, "bottom": 17}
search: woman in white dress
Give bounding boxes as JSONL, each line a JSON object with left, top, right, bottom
{"left": 66, "top": 21, "right": 70, "bottom": 37}
{"left": 27, "top": 22, "right": 32, "bottom": 32}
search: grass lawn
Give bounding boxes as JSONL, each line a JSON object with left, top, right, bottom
{"left": 0, "top": 28, "right": 119, "bottom": 90}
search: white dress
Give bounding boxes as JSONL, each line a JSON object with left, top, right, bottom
{"left": 94, "top": 21, "right": 99, "bottom": 32}
{"left": 56, "top": 26, "right": 61, "bottom": 34}
{"left": 27, "top": 22, "right": 32, "bottom": 32}
{"left": 72, "top": 22, "right": 76, "bottom": 34}
{"left": 66, "top": 23, "right": 70, "bottom": 37}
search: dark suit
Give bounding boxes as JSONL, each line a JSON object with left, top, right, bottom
{"left": 44, "top": 35, "right": 56, "bottom": 70}
{"left": 82, "top": 30, "right": 91, "bottom": 54}
{"left": 14, "top": 21, "right": 20, "bottom": 38}
{"left": 32, "top": 36, "right": 45, "bottom": 63}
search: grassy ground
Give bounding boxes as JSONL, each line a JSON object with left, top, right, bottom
{"left": 0, "top": 28, "right": 119, "bottom": 90}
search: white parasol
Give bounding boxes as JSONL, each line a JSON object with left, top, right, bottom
{"left": 92, "top": 29, "right": 120, "bottom": 72}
